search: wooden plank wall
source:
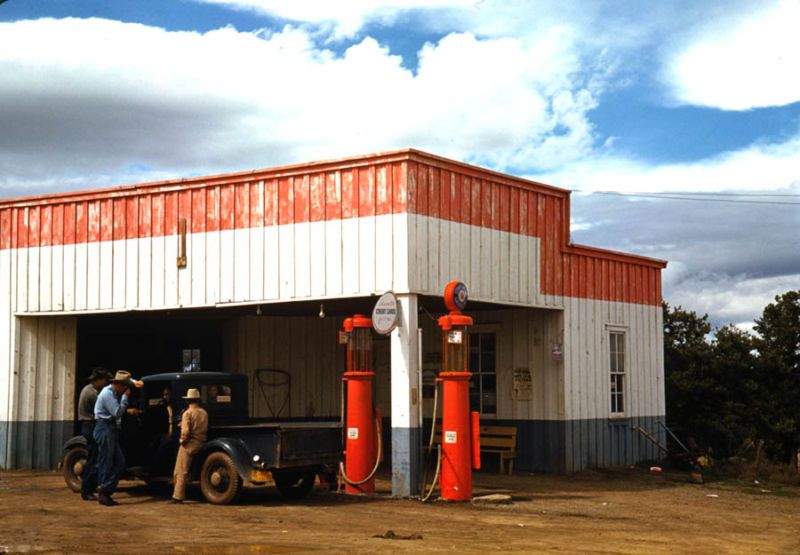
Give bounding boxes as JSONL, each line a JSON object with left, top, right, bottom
{"left": 405, "top": 157, "right": 664, "bottom": 308}
{"left": 0, "top": 248, "right": 13, "bottom": 427}
{"left": 564, "top": 299, "right": 664, "bottom": 422}
{"left": 220, "top": 301, "right": 662, "bottom": 424}
{"left": 562, "top": 298, "right": 664, "bottom": 472}
{"left": 0, "top": 150, "right": 666, "bottom": 471}
{"left": 417, "top": 308, "right": 565, "bottom": 421}
{"left": 0, "top": 160, "right": 411, "bottom": 315}
{"left": 222, "top": 315, "right": 346, "bottom": 419}
{"left": 8, "top": 316, "right": 76, "bottom": 468}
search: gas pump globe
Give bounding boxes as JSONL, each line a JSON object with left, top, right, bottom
{"left": 437, "top": 281, "right": 481, "bottom": 501}
{"left": 340, "top": 314, "right": 380, "bottom": 494}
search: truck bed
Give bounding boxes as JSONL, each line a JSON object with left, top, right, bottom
{"left": 209, "top": 420, "right": 342, "bottom": 470}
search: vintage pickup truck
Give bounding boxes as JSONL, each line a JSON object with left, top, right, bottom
{"left": 62, "top": 371, "right": 341, "bottom": 504}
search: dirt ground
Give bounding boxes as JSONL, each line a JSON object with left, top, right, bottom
{"left": 1, "top": 467, "right": 799, "bottom": 554}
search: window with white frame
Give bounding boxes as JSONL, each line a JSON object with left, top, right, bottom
{"left": 609, "top": 331, "right": 625, "bottom": 415}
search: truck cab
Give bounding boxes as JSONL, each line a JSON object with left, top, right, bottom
{"left": 62, "top": 372, "right": 341, "bottom": 504}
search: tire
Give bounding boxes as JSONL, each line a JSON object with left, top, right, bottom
{"left": 62, "top": 446, "right": 88, "bottom": 493}
{"left": 199, "top": 452, "right": 243, "bottom": 505}
{"left": 274, "top": 469, "right": 316, "bottom": 500}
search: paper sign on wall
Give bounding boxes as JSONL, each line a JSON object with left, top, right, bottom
{"left": 512, "top": 368, "right": 532, "bottom": 401}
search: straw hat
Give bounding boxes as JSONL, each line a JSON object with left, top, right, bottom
{"left": 112, "top": 370, "right": 133, "bottom": 384}
{"left": 182, "top": 388, "right": 201, "bottom": 401}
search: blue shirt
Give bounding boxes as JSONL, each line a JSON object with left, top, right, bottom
{"left": 94, "top": 385, "right": 129, "bottom": 425}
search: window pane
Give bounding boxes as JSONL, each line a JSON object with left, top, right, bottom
{"left": 469, "top": 351, "right": 480, "bottom": 373}
{"left": 482, "top": 374, "right": 497, "bottom": 414}
{"left": 469, "top": 374, "right": 480, "bottom": 412}
{"left": 481, "top": 351, "right": 495, "bottom": 373}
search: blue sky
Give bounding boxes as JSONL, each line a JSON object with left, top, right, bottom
{"left": 1, "top": 0, "right": 798, "bottom": 329}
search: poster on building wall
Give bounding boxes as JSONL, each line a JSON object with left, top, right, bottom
{"left": 512, "top": 367, "right": 532, "bottom": 401}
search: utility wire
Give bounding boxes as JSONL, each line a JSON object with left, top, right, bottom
{"left": 576, "top": 190, "right": 800, "bottom": 197}
{"left": 575, "top": 190, "right": 800, "bottom": 206}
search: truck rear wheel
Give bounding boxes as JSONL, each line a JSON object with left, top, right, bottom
{"left": 200, "top": 452, "right": 242, "bottom": 505}
{"left": 274, "top": 469, "right": 316, "bottom": 500}
{"left": 62, "top": 446, "right": 88, "bottom": 493}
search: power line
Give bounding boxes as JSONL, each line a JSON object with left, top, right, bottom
{"left": 576, "top": 190, "right": 800, "bottom": 197}
{"left": 575, "top": 190, "right": 800, "bottom": 206}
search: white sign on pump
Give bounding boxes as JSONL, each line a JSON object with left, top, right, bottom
{"left": 372, "top": 291, "right": 399, "bottom": 335}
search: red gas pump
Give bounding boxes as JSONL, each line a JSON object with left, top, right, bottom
{"left": 437, "top": 281, "right": 481, "bottom": 501}
{"left": 339, "top": 314, "right": 382, "bottom": 494}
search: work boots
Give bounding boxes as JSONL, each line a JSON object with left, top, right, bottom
{"left": 98, "top": 492, "right": 119, "bottom": 506}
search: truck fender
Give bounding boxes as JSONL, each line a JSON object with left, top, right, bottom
{"left": 63, "top": 435, "right": 87, "bottom": 452}
{"left": 191, "top": 437, "right": 253, "bottom": 480}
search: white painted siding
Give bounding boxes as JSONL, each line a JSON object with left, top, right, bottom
{"left": 563, "top": 299, "right": 664, "bottom": 421}
{"left": 7, "top": 214, "right": 410, "bottom": 316}
{"left": 406, "top": 214, "right": 556, "bottom": 309}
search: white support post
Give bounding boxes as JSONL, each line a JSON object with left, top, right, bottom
{"left": 390, "top": 293, "right": 420, "bottom": 497}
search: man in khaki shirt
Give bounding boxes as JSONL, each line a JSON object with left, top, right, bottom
{"left": 170, "top": 388, "right": 209, "bottom": 503}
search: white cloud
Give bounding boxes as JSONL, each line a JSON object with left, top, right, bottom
{"left": 666, "top": 0, "right": 800, "bottom": 110}
{"left": 538, "top": 134, "right": 800, "bottom": 193}
{"left": 0, "top": 17, "right": 599, "bottom": 194}
{"left": 664, "top": 271, "right": 800, "bottom": 329}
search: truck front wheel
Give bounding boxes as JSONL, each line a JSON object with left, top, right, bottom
{"left": 200, "top": 452, "right": 242, "bottom": 505}
{"left": 274, "top": 469, "right": 316, "bottom": 500}
{"left": 62, "top": 446, "right": 88, "bottom": 493}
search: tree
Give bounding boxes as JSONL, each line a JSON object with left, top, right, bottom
{"left": 707, "top": 325, "right": 758, "bottom": 455}
{"left": 663, "top": 303, "right": 715, "bottom": 446}
{"left": 663, "top": 291, "right": 800, "bottom": 463}
{"left": 753, "top": 290, "right": 800, "bottom": 460}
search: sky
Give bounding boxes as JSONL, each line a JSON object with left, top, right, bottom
{"left": 1, "top": 0, "right": 798, "bottom": 331}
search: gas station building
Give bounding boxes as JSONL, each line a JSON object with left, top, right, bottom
{"left": 0, "top": 149, "right": 667, "bottom": 496}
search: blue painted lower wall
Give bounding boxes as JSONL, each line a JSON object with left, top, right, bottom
{"left": 0, "top": 420, "right": 75, "bottom": 470}
{"left": 417, "top": 415, "right": 666, "bottom": 474}
{"left": 495, "top": 415, "right": 667, "bottom": 473}
{"left": 2, "top": 416, "right": 666, "bottom": 474}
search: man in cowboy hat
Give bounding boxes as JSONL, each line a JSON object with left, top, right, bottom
{"left": 93, "top": 370, "right": 143, "bottom": 506}
{"left": 170, "top": 388, "right": 208, "bottom": 504}
{"left": 77, "top": 367, "right": 112, "bottom": 500}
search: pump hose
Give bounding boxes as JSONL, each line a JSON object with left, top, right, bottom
{"left": 338, "top": 415, "right": 383, "bottom": 486}
{"left": 420, "top": 381, "right": 441, "bottom": 502}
